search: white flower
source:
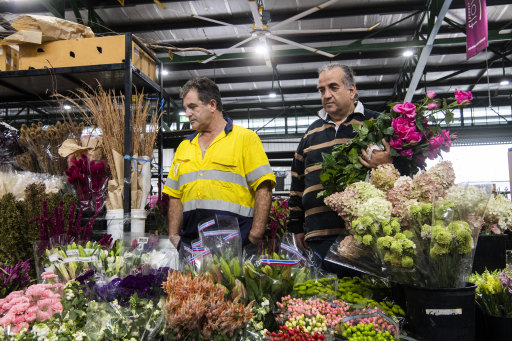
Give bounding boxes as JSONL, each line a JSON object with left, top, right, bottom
{"left": 73, "top": 331, "right": 87, "bottom": 341}
{"left": 32, "top": 324, "right": 50, "bottom": 338}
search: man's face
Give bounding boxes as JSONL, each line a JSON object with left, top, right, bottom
{"left": 183, "top": 89, "right": 215, "bottom": 132}
{"left": 317, "top": 67, "right": 356, "bottom": 118}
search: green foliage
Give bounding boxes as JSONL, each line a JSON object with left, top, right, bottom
{"left": 0, "top": 183, "right": 77, "bottom": 274}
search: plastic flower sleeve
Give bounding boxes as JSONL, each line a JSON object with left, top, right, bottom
{"left": 337, "top": 308, "right": 399, "bottom": 339}
{"left": 278, "top": 232, "right": 307, "bottom": 267}
{"left": 83, "top": 297, "right": 165, "bottom": 341}
{"left": 39, "top": 239, "right": 105, "bottom": 282}
{"left": 324, "top": 234, "right": 384, "bottom": 278}
{"left": 198, "top": 214, "right": 243, "bottom": 262}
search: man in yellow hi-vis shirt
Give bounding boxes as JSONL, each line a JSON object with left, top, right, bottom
{"left": 163, "top": 77, "right": 276, "bottom": 248}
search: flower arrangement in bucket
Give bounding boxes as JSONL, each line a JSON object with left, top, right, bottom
{"left": 324, "top": 161, "right": 491, "bottom": 289}
{"left": 469, "top": 267, "right": 512, "bottom": 318}
{"left": 319, "top": 89, "right": 473, "bottom": 197}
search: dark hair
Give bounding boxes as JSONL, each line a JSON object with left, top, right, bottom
{"left": 318, "top": 63, "right": 359, "bottom": 101}
{"left": 180, "top": 77, "right": 223, "bottom": 112}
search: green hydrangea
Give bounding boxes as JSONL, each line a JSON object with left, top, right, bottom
{"left": 377, "top": 236, "right": 393, "bottom": 249}
{"left": 362, "top": 234, "right": 373, "bottom": 246}
{"left": 432, "top": 226, "right": 453, "bottom": 245}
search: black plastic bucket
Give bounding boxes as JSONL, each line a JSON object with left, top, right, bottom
{"left": 481, "top": 312, "right": 512, "bottom": 340}
{"left": 473, "top": 234, "right": 507, "bottom": 273}
{"left": 404, "top": 283, "right": 476, "bottom": 341}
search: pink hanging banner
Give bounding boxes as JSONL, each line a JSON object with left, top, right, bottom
{"left": 465, "top": 0, "right": 488, "bottom": 60}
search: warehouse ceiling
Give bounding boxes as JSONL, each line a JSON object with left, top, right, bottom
{"left": 1, "top": 0, "right": 511, "bottom": 124}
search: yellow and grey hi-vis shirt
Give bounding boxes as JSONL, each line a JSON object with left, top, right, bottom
{"left": 163, "top": 117, "right": 276, "bottom": 245}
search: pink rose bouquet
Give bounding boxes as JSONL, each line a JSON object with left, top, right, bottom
{"left": 319, "top": 89, "right": 472, "bottom": 197}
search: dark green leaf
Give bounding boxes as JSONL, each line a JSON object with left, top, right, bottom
{"left": 383, "top": 127, "right": 394, "bottom": 135}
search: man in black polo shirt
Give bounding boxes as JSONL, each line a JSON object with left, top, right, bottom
{"left": 288, "top": 63, "right": 391, "bottom": 274}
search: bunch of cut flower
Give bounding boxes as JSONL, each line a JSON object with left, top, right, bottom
{"left": 0, "top": 259, "right": 32, "bottom": 299}
{"left": 324, "top": 161, "right": 490, "bottom": 288}
{"left": 469, "top": 267, "right": 512, "bottom": 317}
{"left": 0, "top": 271, "right": 64, "bottom": 334}
{"left": 76, "top": 267, "right": 168, "bottom": 341}
{"left": 162, "top": 271, "right": 253, "bottom": 340}
{"left": 319, "top": 89, "right": 472, "bottom": 197}
{"left": 481, "top": 194, "right": 512, "bottom": 235}
{"left": 259, "top": 196, "right": 289, "bottom": 254}
{"left": 65, "top": 154, "right": 109, "bottom": 212}
{"left": 1, "top": 279, "right": 91, "bottom": 340}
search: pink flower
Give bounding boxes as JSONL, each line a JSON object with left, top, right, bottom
{"left": 393, "top": 102, "right": 417, "bottom": 119}
{"left": 41, "top": 271, "right": 58, "bottom": 281}
{"left": 389, "top": 137, "right": 404, "bottom": 150}
{"left": 427, "top": 91, "right": 436, "bottom": 99}
{"left": 426, "top": 145, "right": 441, "bottom": 160}
{"left": 441, "top": 129, "right": 452, "bottom": 152}
{"left": 427, "top": 103, "right": 438, "bottom": 110}
{"left": 428, "top": 135, "right": 444, "bottom": 149}
{"left": 404, "top": 131, "right": 422, "bottom": 145}
{"left": 454, "top": 88, "right": 473, "bottom": 104}
{"left": 400, "top": 149, "right": 413, "bottom": 158}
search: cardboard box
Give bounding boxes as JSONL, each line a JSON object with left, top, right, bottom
{"left": 0, "top": 45, "right": 20, "bottom": 71}
{"left": 19, "top": 35, "right": 157, "bottom": 81}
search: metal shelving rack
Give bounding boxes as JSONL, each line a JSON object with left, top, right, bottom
{"left": 0, "top": 33, "right": 166, "bottom": 226}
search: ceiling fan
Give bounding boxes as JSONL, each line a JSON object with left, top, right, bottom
{"left": 191, "top": 0, "right": 380, "bottom": 67}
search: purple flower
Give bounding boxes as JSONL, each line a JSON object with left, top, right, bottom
{"left": 400, "top": 149, "right": 414, "bottom": 158}
{"left": 427, "top": 103, "right": 438, "bottom": 110}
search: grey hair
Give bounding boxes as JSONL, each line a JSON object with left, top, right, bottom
{"left": 318, "top": 63, "right": 359, "bottom": 102}
{"left": 180, "top": 77, "right": 223, "bottom": 112}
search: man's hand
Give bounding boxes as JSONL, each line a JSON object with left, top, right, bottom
{"left": 359, "top": 138, "right": 392, "bottom": 168}
{"left": 248, "top": 232, "right": 261, "bottom": 245}
{"left": 294, "top": 233, "right": 309, "bottom": 253}
{"left": 169, "top": 234, "right": 180, "bottom": 249}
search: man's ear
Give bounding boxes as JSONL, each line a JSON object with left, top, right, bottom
{"left": 349, "top": 85, "right": 357, "bottom": 100}
{"left": 208, "top": 99, "right": 217, "bottom": 112}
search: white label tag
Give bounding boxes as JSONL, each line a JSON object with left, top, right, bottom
{"left": 48, "top": 252, "right": 61, "bottom": 262}
{"left": 138, "top": 237, "right": 149, "bottom": 244}
{"left": 66, "top": 249, "right": 79, "bottom": 256}
{"left": 425, "top": 308, "right": 462, "bottom": 316}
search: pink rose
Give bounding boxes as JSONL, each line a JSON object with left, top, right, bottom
{"left": 427, "top": 103, "right": 438, "bottom": 109}
{"left": 441, "top": 129, "right": 452, "bottom": 152}
{"left": 427, "top": 91, "right": 436, "bottom": 99}
{"left": 393, "top": 102, "right": 417, "bottom": 119}
{"left": 389, "top": 137, "right": 404, "bottom": 150}
{"left": 426, "top": 145, "right": 441, "bottom": 160}
{"left": 405, "top": 131, "right": 422, "bottom": 145}
{"left": 400, "top": 149, "right": 413, "bottom": 158}
{"left": 454, "top": 88, "right": 473, "bottom": 104}
{"left": 428, "top": 135, "right": 444, "bottom": 149}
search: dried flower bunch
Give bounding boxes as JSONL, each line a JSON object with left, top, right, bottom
{"left": 162, "top": 271, "right": 253, "bottom": 340}
{"left": 17, "top": 121, "right": 83, "bottom": 175}
{"left": 58, "top": 83, "right": 161, "bottom": 180}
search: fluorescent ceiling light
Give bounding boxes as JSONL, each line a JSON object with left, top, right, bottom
{"left": 268, "top": 91, "right": 277, "bottom": 98}
{"left": 63, "top": 104, "right": 71, "bottom": 110}
{"left": 403, "top": 50, "right": 414, "bottom": 57}
{"left": 162, "top": 70, "right": 169, "bottom": 76}
{"left": 178, "top": 111, "right": 186, "bottom": 116}
{"left": 500, "top": 79, "right": 509, "bottom": 86}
